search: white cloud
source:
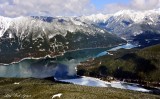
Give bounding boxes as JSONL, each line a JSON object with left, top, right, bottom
{"left": 103, "top": 0, "right": 160, "bottom": 14}
{"left": 131, "top": 0, "right": 160, "bottom": 10}
{"left": 103, "top": 3, "right": 129, "bottom": 14}
{"left": 0, "top": 0, "right": 160, "bottom": 17}
{"left": 0, "top": 0, "right": 96, "bottom": 17}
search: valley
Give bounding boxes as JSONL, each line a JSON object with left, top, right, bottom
{"left": 0, "top": 43, "right": 159, "bottom": 95}
{"left": 0, "top": 8, "right": 160, "bottom": 98}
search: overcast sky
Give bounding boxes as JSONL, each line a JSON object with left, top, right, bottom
{"left": 0, "top": 0, "right": 160, "bottom": 17}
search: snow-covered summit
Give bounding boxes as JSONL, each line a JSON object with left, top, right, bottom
{"left": 78, "top": 8, "right": 160, "bottom": 39}
{"left": 113, "top": 9, "right": 160, "bottom": 23}
{"left": 0, "top": 16, "right": 12, "bottom": 37}
{"left": 0, "top": 15, "right": 125, "bottom": 64}
{"left": 80, "top": 13, "right": 111, "bottom": 23}
{"left": 79, "top": 8, "right": 160, "bottom": 24}
{"left": 0, "top": 15, "right": 107, "bottom": 39}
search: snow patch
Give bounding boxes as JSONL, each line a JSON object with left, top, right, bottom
{"left": 108, "top": 43, "right": 136, "bottom": 51}
{"left": 96, "top": 51, "right": 112, "bottom": 57}
{"left": 80, "top": 13, "right": 111, "bottom": 23}
{"left": 52, "top": 93, "right": 62, "bottom": 99}
{"left": 14, "top": 82, "right": 20, "bottom": 85}
{"left": 110, "top": 81, "right": 150, "bottom": 92}
{"left": 60, "top": 76, "right": 110, "bottom": 87}
{"left": 59, "top": 76, "right": 150, "bottom": 92}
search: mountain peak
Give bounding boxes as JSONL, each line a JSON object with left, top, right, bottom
{"left": 80, "top": 13, "right": 111, "bottom": 23}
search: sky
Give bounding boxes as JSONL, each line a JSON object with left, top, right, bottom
{"left": 0, "top": 0, "right": 160, "bottom": 17}
{"left": 91, "top": 0, "right": 129, "bottom": 9}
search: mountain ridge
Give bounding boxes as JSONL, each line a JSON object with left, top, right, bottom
{"left": 1, "top": 8, "right": 160, "bottom": 63}
{"left": 0, "top": 15, "right": 125, "bottom": 64}
{"left": 79, "top": 9, "right": 160, "bottom": 47}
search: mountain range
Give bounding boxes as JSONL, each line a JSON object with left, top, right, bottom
{"left": 80, "top": 9, "right": 160, "bottom": 47}
{"left": 0, "top": 9, "right": 160, "bottom": 63}
{"left": 0, "top": 15, "right": 125, "bottom": 64}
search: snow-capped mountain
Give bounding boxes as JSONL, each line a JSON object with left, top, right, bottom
{"left": 0, "top": 16, "right": 11, "bottom": 37}
{"left": 80, "top": 13, "right": 111, "bottom": 23}
{"left": 0, "top": 16, "right": 102, "bottom": 38}
{"left": 79, "top": 9, "right": 160, "bottom": 47}
{"left": 1, "top": 8, "right": 160, "bottom": 64}
{"left": 0, "top": 16, "right": 125, "bottom": 64}
{"left": 79, "top": 9, "right": 160, "bottom": 38}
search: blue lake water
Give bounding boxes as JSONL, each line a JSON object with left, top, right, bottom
{"left": 0, "top": 43, "right": 153, "bottom": 92}
{"left": 0, "top": 43, "right": 136, "bottom": 78}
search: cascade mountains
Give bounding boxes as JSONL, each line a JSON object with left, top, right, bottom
{"left": 0, "top": 9, "right": 160, "bottom": 63}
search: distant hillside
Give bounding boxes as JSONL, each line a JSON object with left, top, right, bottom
{"left": 77, "top": 44, "right": 160, "bottom": 86}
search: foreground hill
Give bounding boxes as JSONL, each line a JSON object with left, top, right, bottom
{"left": 78, "top": 44, "right": 160, "bottom": 86}
{"left": 0, "top": 78, "right": 159, "bottom": 99}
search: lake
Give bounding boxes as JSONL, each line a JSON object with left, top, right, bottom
{"left": 0, "top": 43, "right": 153, "bottom": 92}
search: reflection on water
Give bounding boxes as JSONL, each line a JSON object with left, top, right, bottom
{"left": 0, "top": 44, "right": 154, "bottom": 92}
{"left": 0, "top": 43, "right": 136, "bottom": 79}
{"left": 0, "top": 58, "right": 56, "bottom": 78}
{"left": 0, "top": 47, "right": 112, "bottom": 78}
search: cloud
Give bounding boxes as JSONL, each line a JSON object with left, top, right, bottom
{"left": 103, "top": 0, "right": 160, "bottom": 13}
{"left": 0, "top": 0, "right": 96, "bottom": 17}
{"left": 131, "top": 0, "right": 160, "bottom": 10}
{"left": 103, "top": 3, "right": 129, "bottom": 14}
{"left": 0, "top": 0, "right": 160, "bottom": 17}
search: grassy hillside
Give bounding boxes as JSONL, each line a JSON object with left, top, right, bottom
{"left": 0, "top": 78, "right": 159, "bottom": 99}
{"left": 77, "top": 44, "right": 160, "bottom": 86}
